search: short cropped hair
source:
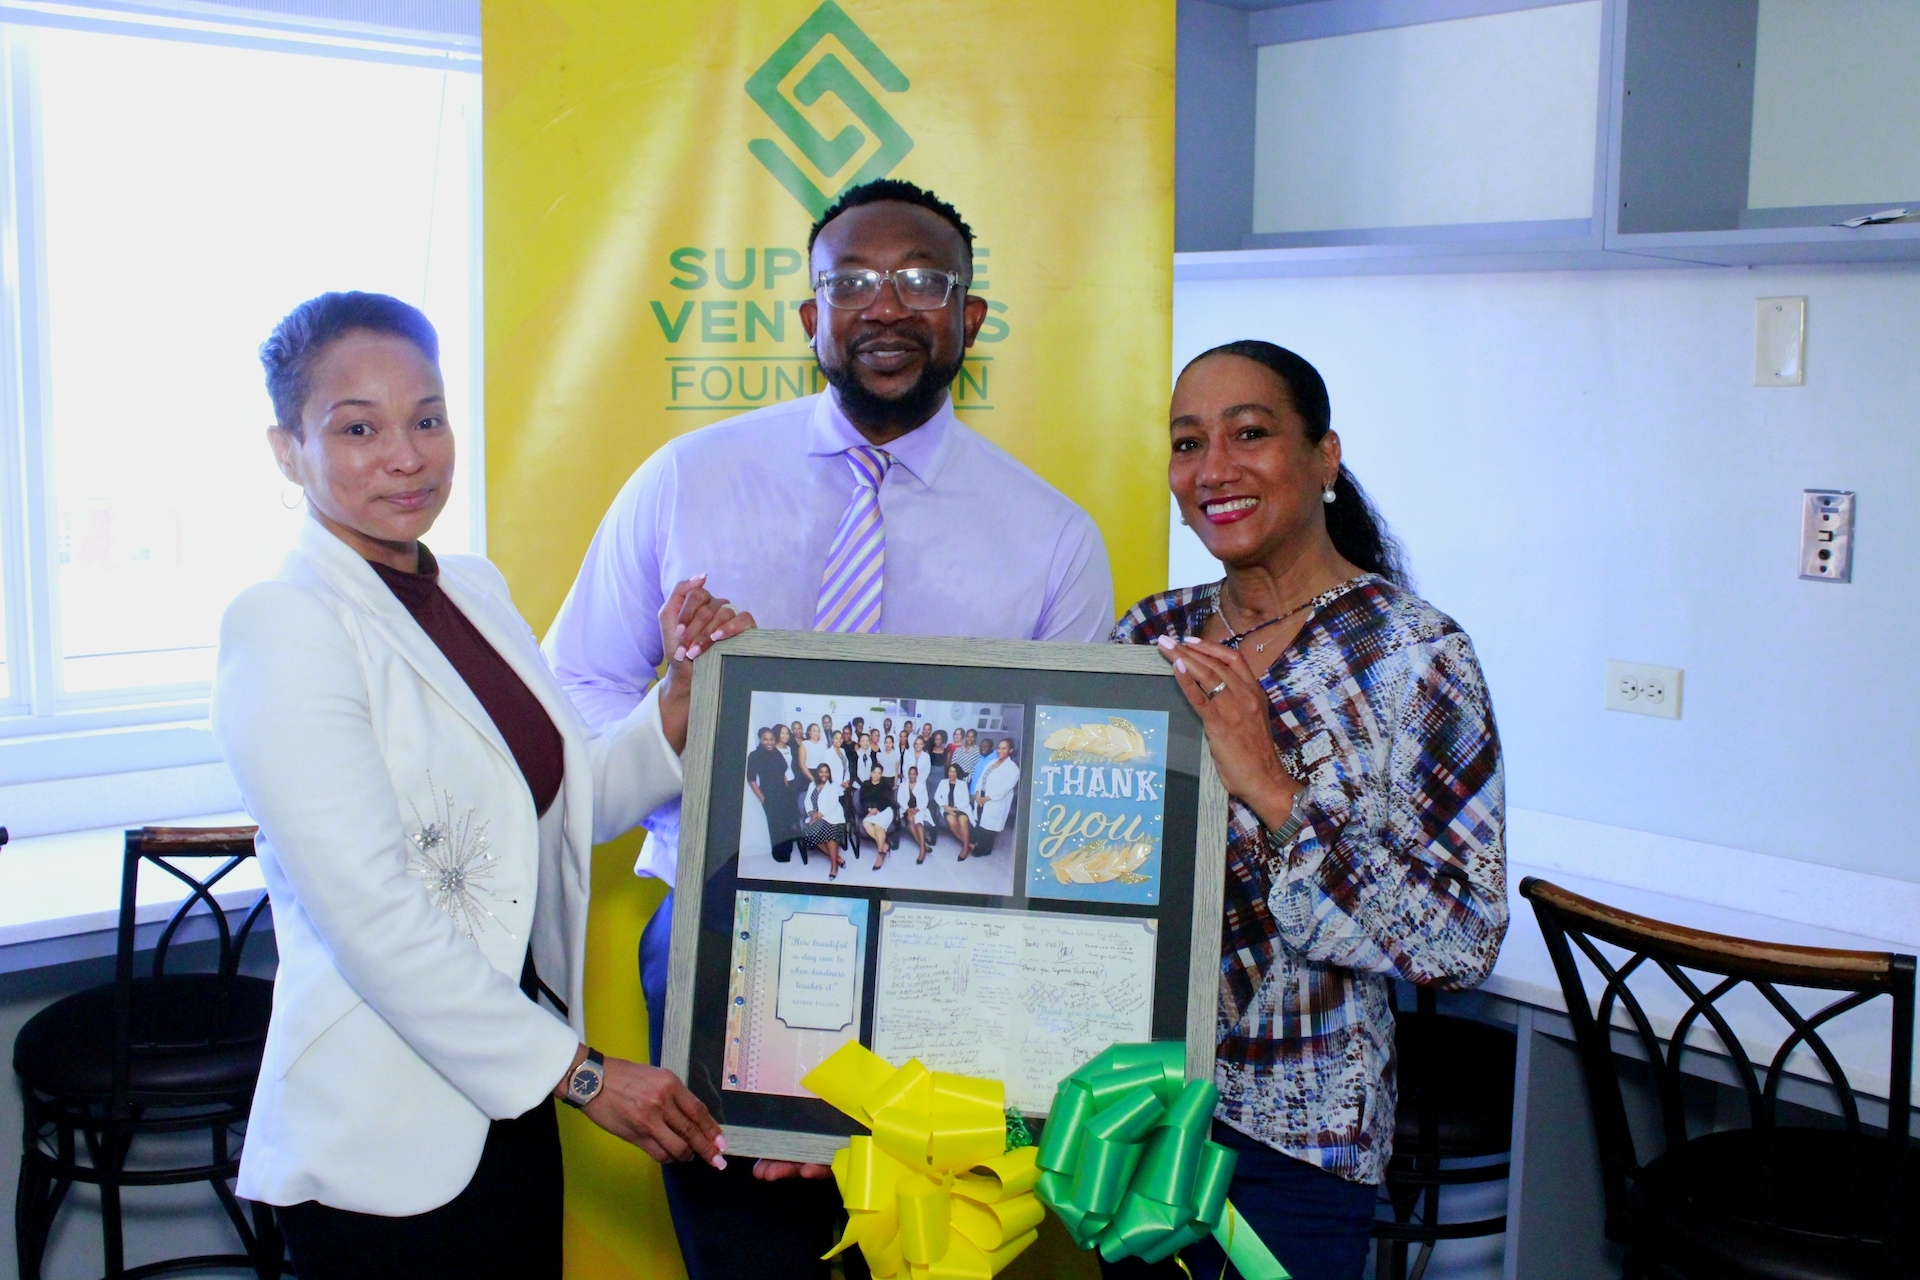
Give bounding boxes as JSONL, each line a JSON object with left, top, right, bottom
{"left": 807, "top": 178, "right": 974, "bottom": 269}
{"left": 260, "top": 291, "right": 439, "bottom": 433}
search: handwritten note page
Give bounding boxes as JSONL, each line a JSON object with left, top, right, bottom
{"left": 724, "top": 891, "right": 868, "bottom": 1098}
{"left": 870, "top": 902, "right": 1157, "bottom": 1114}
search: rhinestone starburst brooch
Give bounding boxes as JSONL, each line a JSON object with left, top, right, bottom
{"left": 407, "top": 782, "right": 512, "bottom": 940}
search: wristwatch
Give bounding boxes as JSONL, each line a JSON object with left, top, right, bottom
{"left": 1261, "top": 791, "right": 1310, "bottom": 867}
{"left": 562, "top": 1047, "right": 606, "bottom": 1109}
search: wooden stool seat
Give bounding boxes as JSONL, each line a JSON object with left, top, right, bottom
{"left": 1392, "top": 1013, "right": 1516, "bottom": 1158}
{"left": 1374, "top": 989, "right": 1517, "bottom": 1278}
{"left": 12, "top": 826, "right": 285, "bottom": 1280}
{"left": 15, "top": 973, "right": 273, "bottom": 1102}
{"left": 1521, "top": 876, "right": 1916, "bottom": 1280}
{"left": 1629, "top": 1127, "right": 1920, "bottom": 1280}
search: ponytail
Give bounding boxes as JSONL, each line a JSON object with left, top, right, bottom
{"left": 1182, "top": 339, "right": 1411, "bottom": 589}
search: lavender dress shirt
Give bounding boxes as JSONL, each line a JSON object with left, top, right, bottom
{"left": 543, "top": 388, "right": 1114, "bottom": 883}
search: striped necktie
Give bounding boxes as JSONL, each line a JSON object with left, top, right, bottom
{"left": 813, "top": 445, "right": 892, "bottom": 633}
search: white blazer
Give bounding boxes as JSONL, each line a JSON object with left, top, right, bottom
{"left": 934, "top": 778, "right": 971, "bottom": 812}
{"left": 211, "top": 518, "right": 681, "bottom": 1215}
{"left": 975, "top": 756, "right": 1021, "bottom": 832}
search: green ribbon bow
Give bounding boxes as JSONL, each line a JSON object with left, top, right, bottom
{"left": 1034, "top": 1043, "right": 1289, "bottom": 1279}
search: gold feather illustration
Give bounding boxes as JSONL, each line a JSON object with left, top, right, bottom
{"left": 1049, "top": 836, "right": 1155, "bottom": 885}
{"left": 1044, "top": 717, "right": 1148, "bottom": 764}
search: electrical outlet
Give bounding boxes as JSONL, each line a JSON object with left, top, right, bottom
{"left": 1800, "top": 489, "right": 1855, "bottom": 582}
{"left": 1606, "top": 660, "right": 1683, "bottom": 720}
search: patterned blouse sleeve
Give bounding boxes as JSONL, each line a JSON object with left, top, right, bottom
{"left": 1265, "top": 630, "right": 1508, "bottom": 988}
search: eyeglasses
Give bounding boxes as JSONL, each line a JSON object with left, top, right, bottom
{"left": 813, "top": 267, "right": 966, "bottom": 311}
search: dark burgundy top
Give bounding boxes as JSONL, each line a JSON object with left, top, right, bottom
{"left": 369, "top": 546, "right": 565, "bottom": 817}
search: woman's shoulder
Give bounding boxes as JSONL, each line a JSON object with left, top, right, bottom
{"left": 220, "top": 573, "right": 351, "bottom": 646}
{"left": 1324, "top": 576, "right": 1465, "bottom": 648}
{"left": 1110, "top": 582, "right": 1221, "bottom": 644}
{"left": 1304, "top": 577, "right": 1488, "bottom": 692}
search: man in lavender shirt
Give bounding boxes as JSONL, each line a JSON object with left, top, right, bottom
{"left": 543, "top": 178, "right": 1111, "bottom": 1280}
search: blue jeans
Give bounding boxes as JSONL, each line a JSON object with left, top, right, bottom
{"left": 1099, "top": 1122, "right": 1376, "bottom": 1280}
{"left": 640, "top": 893, "right": 867, "bottom": 1280}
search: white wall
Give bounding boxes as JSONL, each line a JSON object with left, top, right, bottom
{"left": 1252, "top": 2, "right": 1601, "bottom": 233}
{"left": 1170, "top": 263, "right": 1920, "bottom": 883}
{"left": 1749, "top": 0, "right": 1920, "bottom": 209}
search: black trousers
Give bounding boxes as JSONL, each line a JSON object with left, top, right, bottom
{"left": 275, "top": 1099, "right": 563, "bottom": 1280}
{"left": 640, "top": 894, "right": 868, "bottom": 1280}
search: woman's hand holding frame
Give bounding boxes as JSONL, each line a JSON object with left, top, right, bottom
{"left": 1154, "top": 635, "right": 1301, "bottom": 833}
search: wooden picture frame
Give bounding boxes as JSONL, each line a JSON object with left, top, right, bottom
{"left": 660, "top": 630, "right": 1229, "bottom": 1163}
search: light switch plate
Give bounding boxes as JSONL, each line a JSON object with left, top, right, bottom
{"left": 1606, "top": 660, "right": 1682, "bottom": 720}
{"left": 1755, "top": 296, "right": 1806, "bottom": 386}
{"left": 1800, "top": 489, "right": 1855, "bottom": 582}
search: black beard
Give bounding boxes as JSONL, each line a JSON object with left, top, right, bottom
{"left": 819, "top": 345, "right": 964, "bottom": 434}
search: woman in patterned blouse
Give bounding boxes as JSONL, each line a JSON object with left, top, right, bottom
{"left": 1106, "top": 341, "right": 1508, "bottom": 1280}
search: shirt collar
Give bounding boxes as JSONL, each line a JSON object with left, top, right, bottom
{"left": 807, "top": 386, "right": 956, "bottom": 487}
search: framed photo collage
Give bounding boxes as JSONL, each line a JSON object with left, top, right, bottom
{"left": 660, "top": 631, "right": 1228, "bottom": 1163}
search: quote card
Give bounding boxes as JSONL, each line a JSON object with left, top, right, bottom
{"left": 775, "top": 910, "right": 860, "bottom": 1031}
{"left": 1024, "top": 705, "right": 1170, "bottom": 905}
{"left": 870, "top": 901, "right": 1157, "bottom": 1115}
{"left": 723, "top": 891, "right": 868, "bottom": 1098}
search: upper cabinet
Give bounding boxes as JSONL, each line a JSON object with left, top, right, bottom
{"left": 1614, "top": 0, "right": 1920, "bottom": 264}
{"left": 1176, "top": 0, "right": 1920, "bottom": 277}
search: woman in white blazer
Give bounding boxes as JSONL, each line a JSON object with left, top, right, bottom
{"left": 972, "top": 739, "right": 1022, "bottom": 857}
{"left": 899, "top": 765, "right": 935, "bottom": 863}
{"left": 933, "top": 764, "right": 973, "bottom": 857}
{"left": 211, "top": 292, "right": 753, "bottom": 1280}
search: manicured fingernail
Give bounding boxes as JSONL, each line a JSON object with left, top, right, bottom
{"left": 714, "top": 1135, "right": 728, "bottom": 1153}
{"left": 675, "top": 623, "right": 686, "bottom": 639}
{"left": 711, "top": 630, "right": 725, "bottom": 642}
{"left": 686, "top": 645, "right": 702, "bottom": 659}
{"left": 673, "top": 646, "right": 687, "bottom": 662}
{"left": 1182, "top": 636, "right": 1203, "bottom": 645}
{"left": 692, "top": 573, "right": 708, "bottom": 582}
{"left": 1155, "top": 635, "right": 1175, "bottom": 649}
{"left": 1174, "top": 659, "right": 1187, "bottom": 674}
{"left": 711, "top": 1155, "right": 728, "bottom": 1170}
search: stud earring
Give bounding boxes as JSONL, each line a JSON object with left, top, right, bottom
{"left": 1178, "top": 512, "right": 1189, "bottom": 526}
{"left": 1321, "top": 483, "right": 1337, "bottom": 504}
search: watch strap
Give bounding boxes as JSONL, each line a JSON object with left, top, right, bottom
{"left": 1262, "top": 792, "right": 1309, "bottom": 865}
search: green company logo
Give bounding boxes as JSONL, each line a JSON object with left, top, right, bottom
{"left": 745, "top": 2, "right": 912, "bottom": 218}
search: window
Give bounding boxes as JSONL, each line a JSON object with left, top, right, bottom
{"left": 0, "top": 1, "right": 481, "bottom": 834}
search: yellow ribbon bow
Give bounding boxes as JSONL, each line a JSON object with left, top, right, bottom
{"left": 803, "top": 1042, "right": 1046, "bottom": 1279}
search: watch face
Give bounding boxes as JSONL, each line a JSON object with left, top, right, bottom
{"left": 573, "top": 1063, "right": 603, "bottom": 1100}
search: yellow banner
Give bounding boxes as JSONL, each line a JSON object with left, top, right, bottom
{"left": 481, "top": 2, "right": 1172, "bottom": 1274}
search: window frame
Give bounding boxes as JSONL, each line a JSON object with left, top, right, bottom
{"left": 0, "top": 0, "right": 484, "bottom": 823}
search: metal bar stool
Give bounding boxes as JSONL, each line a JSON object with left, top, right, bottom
{"left": 13, "top": 825, "right": 284, "bottom": 1279}
{"left": 1522, "top": 876, "right": 1916, "bottom": 1280}
{"left": 1372, "top": 984, "right": 1517, "bottom": 1280}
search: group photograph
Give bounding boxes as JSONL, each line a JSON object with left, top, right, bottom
{"left": 734, "top": 690, "right": 1025, "bottom": 897}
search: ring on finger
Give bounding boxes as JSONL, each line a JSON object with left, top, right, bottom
{"left": 1206, "top": 681, "right": 1228, "bottom": 699}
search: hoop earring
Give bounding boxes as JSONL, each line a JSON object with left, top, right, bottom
{"left": 1321, "top": 484, "right": 1337, "bottom": 504}
{"left": 280, "top": 486, "right": 305, "bottom": 511}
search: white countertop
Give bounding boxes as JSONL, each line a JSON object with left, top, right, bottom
{"left": 1493, "top": 809, "right": 1920, "bottom": 1103}
{"left": 5, "top": 805, "right": 1917, "bottom": 1102}
{"left": 0, "top": 811, "right": 264, "bottom": 972}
